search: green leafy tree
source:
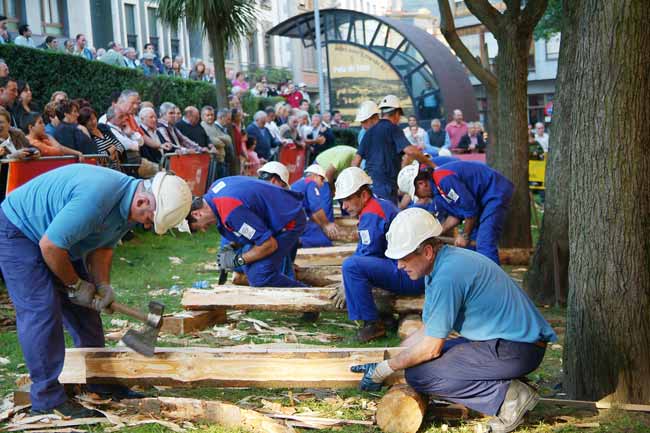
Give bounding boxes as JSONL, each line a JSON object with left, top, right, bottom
{"left": 534, "top": 0, "right": 563, "bottom": 40}
{"left": 156, "top": 0, "right": 257, "bottom": 108}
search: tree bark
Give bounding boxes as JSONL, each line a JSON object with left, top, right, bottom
{"left": 563, "top": 0, "right": 650, "bottom": 402}
{"left": 525, "top": 0, "right": 578, "bottom": 304}
{"left": 489, "top": 29, "right": 533, "bottom": 248}
{"left": 208, "top": 33, "right": 229, "bottom": 108}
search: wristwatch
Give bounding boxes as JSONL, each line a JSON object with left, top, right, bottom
{"left": 235, "top": 254, "right": 246, "bottom": 267}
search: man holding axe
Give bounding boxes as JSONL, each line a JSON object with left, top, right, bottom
{"left": 0, "top": 165, "right": 191, "bottom": 418}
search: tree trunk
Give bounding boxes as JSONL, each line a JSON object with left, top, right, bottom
{"left": 525, "top": 0, "right": 579, "bottom": 305}
{"left": 563, "top": 0, "right": 650, "bottom": 402}
{"left": 485, "top": 84, "right": 499, "bottom": 168}
{"left": 490, "top": 30, "right": 532, "bottom": 249}
{"left": 208, "top": 33, "right": 229, "bottom": 108}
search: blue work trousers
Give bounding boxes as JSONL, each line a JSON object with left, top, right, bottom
{"left": 474, "top": 197, "right": 512, "bottom": 265}
{"left": 300, "top": 220, "right": 332, "bottom": 248}
{"left": 0, "top": 209, "right": 105, "bottom": 411}
{"left": 241, "top": 212, "right": 307, "bottom": 287}
{"left": 342, "top": 255, "right": 424, "bottom": 321}
{"left": 405, "top": 338, "right": 546, "bottom": 415}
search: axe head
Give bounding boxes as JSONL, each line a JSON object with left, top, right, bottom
{"left": 120, "top": 301, "right": 164, "bottom": 357}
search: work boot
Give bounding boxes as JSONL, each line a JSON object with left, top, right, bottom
{"left": 380, "top": 313, "right": 398, "bottom": 331}
{"left": 357, "top": 320, "right": 386, "bottom": 343}
{"left": 31, "top": 400, "right": 101, "bottom": 418}
{"left": 301, "top": 312, "right": 320, "bottom": 322}
{"left": 486, "top": 379, "right": 539, "bottom": 433}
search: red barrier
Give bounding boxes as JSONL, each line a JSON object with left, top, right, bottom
{"left": 4, "top": 156, "right": 80, "bottom": 194}
{"left": 164, "top": 153, "right": 211, "bottom": 196}
{"left": 279, "top": 145, "right": 307, "bottom": 184}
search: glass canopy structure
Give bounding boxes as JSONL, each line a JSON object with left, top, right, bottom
{"left": 269, "top": 9, "right": 478, "bottom": 123}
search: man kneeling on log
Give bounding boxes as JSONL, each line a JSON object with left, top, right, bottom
{"left": 351, "top": 208, "right": 556, "bottom": 433}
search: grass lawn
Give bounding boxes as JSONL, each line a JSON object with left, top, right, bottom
{"left": 1, "top": 226, "right": 648, "bottom": 433}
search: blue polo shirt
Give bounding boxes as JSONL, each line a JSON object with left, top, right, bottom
{"left": 422, "top": 245, "right": 557, "bottom": 343}
{"left": 291, "top": 177, "right": 323, "bottom": 218}
{"left": 204, "top": 176, "right": 304, "bottom": 246}
{"left": 1, "top": 164, "right": 140, "bottom": 260}
{"left": 356, "top": 197, "right": 398, "bottom": 258}
{"left": 357, "top": 119, "right": 411, "bottom": 187}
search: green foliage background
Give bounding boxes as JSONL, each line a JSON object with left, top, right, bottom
{"left": 0, "top": 44, "right": 218, "bottom": 112}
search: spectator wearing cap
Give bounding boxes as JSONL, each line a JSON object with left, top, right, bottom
{"left": 140, "top": 53, "right": 158, "bottom": 77}
{"left": 142, "top": 43, "right": 164, "bottom": 73}
{"left": 14, "top": 24, "right": 35, "bottom": 48}
{"left": 100, "top": 42, "right": 127, "bottom": 67}
{"left": 298, "top": 83, "right": 310, "bottom": 103}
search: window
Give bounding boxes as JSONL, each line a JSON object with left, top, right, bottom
{"left": 124, "top": 4, "right": 138, "bottom": 51}
{"left": 226, "top": 42, "right": 235, "bottom": 61}
{"left": 247, "top": 31, "right": 258, "bottom": 67}
{"left": 527, "top": 41, "right": 536, "bottom": 72}
{"left": 545, "top": 34, "right": 560, "bottom": 60}
{"left": 147, "top": 7, "right": 159, "bottom": 49}
{"left": 264, "top": 34, "right": 274, "bottom": 67}
{"left": 0, "top": 0, "right": 21, "bottom": 29}
{"left": 302, "top": 45, "right": 316, "bottom": 71}
{"left": 41, "top": 0, "right": 64, "bottom": 35}
{"left": 170, "top": 27, "right": 180, "bottom": 58}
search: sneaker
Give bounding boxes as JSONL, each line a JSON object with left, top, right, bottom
{"left": 357, "top": 320, "right": 386, "bottom": 343}
{"left": 31, "top": 400, "right": 101, "bottom": 418}
{"left": 487, "top": 380, "right": 539, "bottom": 433}
{"left": 301, "top": 312, "right": 320, "bottom": 322}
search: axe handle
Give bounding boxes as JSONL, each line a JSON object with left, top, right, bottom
{"left": 110, "top": 301, "right": 149, "bottom": 323}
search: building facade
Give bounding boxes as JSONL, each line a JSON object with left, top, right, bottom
{"left": 384, "top": 0, "right": 559, "bottom": 125}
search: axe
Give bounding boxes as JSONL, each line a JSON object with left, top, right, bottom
{"left": 110, "top": 300, "right": 165, "bottom": 358}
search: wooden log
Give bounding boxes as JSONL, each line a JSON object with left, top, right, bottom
{"left": 160, "top": 310, "right": 227, "bottom": 335}
{"left": 398, "top": 315, "right": 423, "bottom": 340}
{"left": 294, "top": 244, "right": 356, "bottom": 267}
{"left": 182, "top": 286, "right": 424, "bottom": 314}
{"left": 376, "top": 385, "right": 427, "bottom": 433}
{"left": 229, "top": 266, "right": 342, "bottom": 288}
{"left": 59, "top": 346, "right": 404, "bottom": 388}
{"left": 122, "top": 397, "right": 295, "bottom": 433}
{"left": 429, "top": 403, "right": 469, "bottom": 419}
{"left": 436, "top": 237, "right": 532, "bottom": 265}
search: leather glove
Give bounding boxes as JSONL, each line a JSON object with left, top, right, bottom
{"left": 68, "top": 279, "right": 97, "bottom": 309}
{"left": 93, "top": 284, "right": 115, "bottom": 313}
{"left": 350, "top": 361, "right": 394, "bottom": 392}
{"left": 329, "top": 285, "right": 346, "bottom": 310}
{"left": 217, "top": 245, "right": 242, "bottom": 271}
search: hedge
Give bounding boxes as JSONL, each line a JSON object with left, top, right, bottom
{"left": 0, "top": 44, "right": 218, "bottom": 112}
{"left": 240, "top": 93, "right": 285, "bottom": 117}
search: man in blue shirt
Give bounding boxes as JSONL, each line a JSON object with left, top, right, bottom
{"left": 352, "top": 95, "right": 432, "bottom": 204}
{"left": 246, "top": 110, "right": 280, "bottom": 161}
{"left": 351, "top": 208, "right": 556, "bottom": 433}
{"left": 291, "top": 164, "right": 338, "bottom": 248}
{"left": 0, "top": 166, "right": 192, "bottom": 418}
{"left": 187, "top": 176, "right": 307, "bottom": 287}
{"left": 399, "top": 160, "right": 513, "bottom": 264}
{"left": 333, "top": 168, "right": 425, "bottom": 342}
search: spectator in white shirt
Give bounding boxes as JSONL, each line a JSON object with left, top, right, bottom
{"left": 14, "top": 25, "right": 35, "bottom": 48}
{"left": 534, "top": 122, "right": 549, "bottom": 152}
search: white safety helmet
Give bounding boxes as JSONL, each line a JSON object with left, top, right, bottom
{"left": 355, "top": 100, "right": 380, "bottom": 122}
{"left": 304, "top": 164, "right": 327, "bottom": 179}
{"left": 257, "top": 161, "right": 289, "bottom": 185}
{"left": 385, "top": 208, "right": 443, "bottom": 260}
{"left": 150, "top": 172, "right": 193, "bottom": 235}
{"left": 333, "top": 167, "right": 373, "bottom": 200}
{"left": 438, "top": 148, "right": 452, "bottom": 157}
{"left": 378, "top": 94, "right": 402, "bottom": 111}
{"left": 397, "top": 161, "right": 420, "bottom": 201}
